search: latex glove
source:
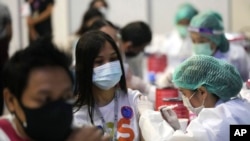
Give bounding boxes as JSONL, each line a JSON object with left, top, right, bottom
{"left": 128, "top": 75, "right": 150, "bottom": 93}
{"left": 124, "top": 63, "right": 153, "bottom": 95}
{"left": 155, "top": 68, "right": 175, "bottom": 88}
{"left": 137, "top": 95, "right": 154, "bottom": 115}
{"left": 159, "top": 106, "right": 180, "bottom": 130}
{"left": 66, "top": 126, "right": 111, "bottom": 141}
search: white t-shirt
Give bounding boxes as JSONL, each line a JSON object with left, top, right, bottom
{"left": 74, "top": 88, "right": 142, "bottom": 141}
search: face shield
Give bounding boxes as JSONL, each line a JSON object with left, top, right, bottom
{"left": 188, "top": 26, "right": 224, "bottom": 35}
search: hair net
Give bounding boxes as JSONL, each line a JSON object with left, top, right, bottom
{"left": 189, "top": 11, "right": 229, "bottom": 52}
{"left": 174, "top": 3, "right": 198, "bottom": 24}
{"left": 172, "top": 55, "right": 243, "bottom": 101}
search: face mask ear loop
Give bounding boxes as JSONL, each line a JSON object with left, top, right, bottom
{"left": 189, "top": 90, "right": 197, "bottom": 100}
{"left": 15, "top": 99, "right": 28, "bottom": 128}
{"left": 12, "top": 111, "right": 27, "bottom": 128}
{"left": 201, "top": 94, "right": 206, "bottom": 107}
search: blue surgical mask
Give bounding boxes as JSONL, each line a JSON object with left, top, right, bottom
{"left": 192, "top": 43, "right": 213, "bottom": 56}
{"left": 93, "top": 61, "right": 122, "bottom": 90}
{"left": 176, "top": 25, "right": 188, "bottom": 38}
{"left": 182, "top": 92, "right": 204, "bottom": 115}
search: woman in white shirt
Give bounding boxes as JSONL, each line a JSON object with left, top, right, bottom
{"left": 73, "top": 31, "right": 145, "bottom": 141}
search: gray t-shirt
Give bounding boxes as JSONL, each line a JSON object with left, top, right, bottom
{"left": 0, "top": 2, "right": 11, "bottom": 39}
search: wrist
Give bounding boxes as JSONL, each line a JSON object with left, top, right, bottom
{"left": 32, "top": 18, "right": 39, "bottom": 25}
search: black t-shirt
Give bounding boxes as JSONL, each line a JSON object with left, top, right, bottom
{"left": 30, "top": 0, "right": 54, "bottom": 36}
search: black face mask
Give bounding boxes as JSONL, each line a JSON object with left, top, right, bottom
{"left": 16, "top": 99, "right": 73, "bottom": 141}
{"left": 125, "top": 51, "right": 140, "bottom": 58}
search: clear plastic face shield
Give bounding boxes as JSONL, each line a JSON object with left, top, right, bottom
{"left": 187, "top": 27, "right": 224, "bottom": 35}
{"left": 188, "top": 27, "right": 224, "bottom": 55}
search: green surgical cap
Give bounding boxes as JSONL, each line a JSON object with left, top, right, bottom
{"left": 172, "top": 55, "right": 243, "bottom": 101}
{"left": 190, "top": 10, "right": 229, "bottom": 52}
{"left": 175, "top": 3, "right": 198, "bottom": 24}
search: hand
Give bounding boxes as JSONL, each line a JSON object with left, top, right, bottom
{"left": 66, "top": 126, "right": 111, "bottom": 141}
{"left": 28, "top": 26, "right": 39, "bottom": 41}
{"left": 27, "top": 17, "right": 37, "bottom": 26}
{"left": 155, "top": 69, "right": 174, "bottom": 88}
{"left": 159, "top": 106, "right": 180, "bottom": 130}
{"left": 137, "top": 95, "right": 154, "bottom": 115}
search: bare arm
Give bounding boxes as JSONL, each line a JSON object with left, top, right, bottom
{"left": 28, "top": 3, "right": 53, "bottom": 26}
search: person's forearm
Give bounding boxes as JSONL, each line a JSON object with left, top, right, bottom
{"left": 33, "top": 4, "right": 53, "bottom": 24}
{"left": 28, "top": 26, "right": 38, "bottom": 41}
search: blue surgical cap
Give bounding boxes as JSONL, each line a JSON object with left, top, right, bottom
{"left": 189, "top": 10, "right": 229, "bottom": 52}
{"left": 172, "top": 55, "right": 243, "bottom": 101}
{"left": 175, "top": 3, "right": 198, "bottom": 24}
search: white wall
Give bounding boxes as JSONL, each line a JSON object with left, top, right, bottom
{"left": 231, "top": 0, "right": 250, "bottom": 34}
{"left": 69, "top": 0, "right": 91, "bottom": 34}
{"left": 106, "top": 0, "right": 148, "bottom": 28}
{"left": 52, "top": 0, "right": 69, "bottom": 51}
{"left": 69, "top": 0, "right": 230, "bottom": 35}
{"left": 152, "top": 0, "right": 230, "bottom": 34}
{"left": 1, "top": 0, "right": 23, "bottom": 57}
{"left": 1, "top": 0, "right": 237, "bottom": 56}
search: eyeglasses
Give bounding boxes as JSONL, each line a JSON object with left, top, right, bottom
{"left": 182, "top": 89, "right": 197, "bottom": 100}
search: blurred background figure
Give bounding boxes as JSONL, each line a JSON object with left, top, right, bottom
{"left": 75, "top": 8, "right": 105, "bottom": 36}
{"left": 119, "top": 21, "right": 152, "bottom": 79}
{"left": 88, "top": 19, "right": 119, "bottom": 44}
{"left": 188, "top": 10, "right": 250, "bottom": 81}
{"left": 0, "top": 2, "right": 12, "bottom": 116}
{"left": 156, "top": 9, "right": 250, "bottom": 88}
{"left": 65, "top": 8, "right": 105, "bottom": 66}
{"left": 163, "top": 3, "right": 198, "bottom": 68}
{"left": 88, "top": 0, "right": 109, "bottom": 17}
{"left": 25, "top": 0, "right": 54, "bottom": 42}
{"left": 152, "top": 3, "right": 198, "bottom": 88}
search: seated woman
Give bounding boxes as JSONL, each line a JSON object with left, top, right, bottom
{"left": 73, "top": 31, "right": 147, "bottom": 141}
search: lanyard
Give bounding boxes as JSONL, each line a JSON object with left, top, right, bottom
{"left": 95, "top": 91, "right": 119, "bottom": 141}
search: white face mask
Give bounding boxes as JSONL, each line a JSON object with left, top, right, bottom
{"left": 98, "top": 7, "right": 108, "bottom": 16}
{"left": 92, "top": 60, "right": 122, "bottom": 90}
{"left": 182, "top": 91, "right": 204, "bottom": 115}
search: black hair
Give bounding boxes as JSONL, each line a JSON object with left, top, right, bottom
{"left": 74, "top": 31, "right": 127, "bottom": 124}
{"left": 106, "top": 20, "right": 120, "bottom": 30}
{"left": 2, "top": 36, "right": 73, "bottom": 99}
{"left": 120, "top": 21, "right": 152, "bottom": 47}
{"left": 89, "top": 0, "right": 108, "bottom": 9}
{"left": 88, "top": 19, "right": 120, "bottom": 33}
{"left": 87, "top": 19, "right": 111, "bottom": 31}
{"left": 75, "top": 8, "right": 104, "bottom": 36}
